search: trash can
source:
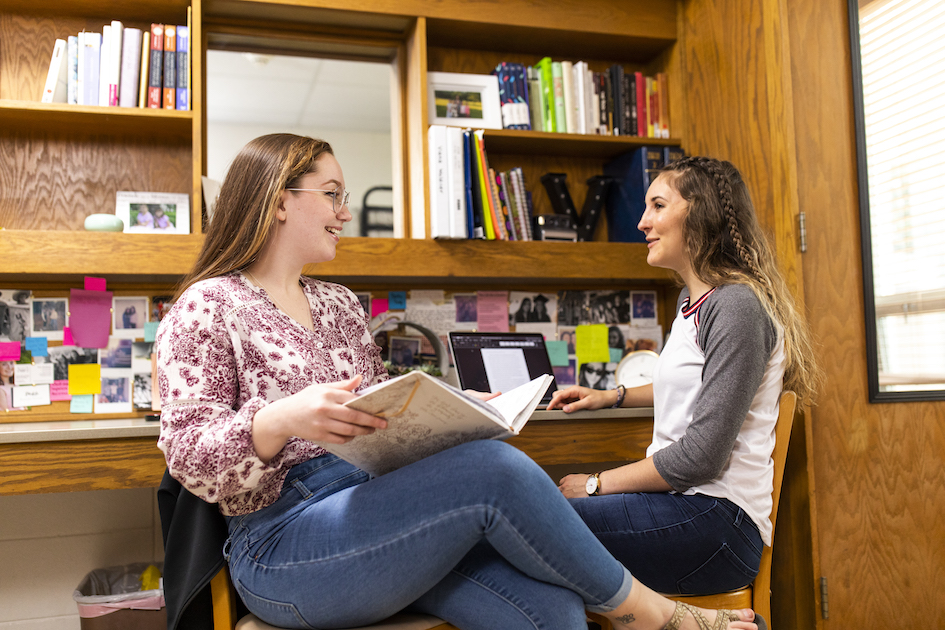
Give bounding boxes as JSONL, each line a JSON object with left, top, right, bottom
{"left": 73, "top": 562, "right": 166, "bottom": 630}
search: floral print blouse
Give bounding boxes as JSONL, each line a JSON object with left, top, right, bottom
{"left": 156, "top": 273, "right": 387, "bottom": 515}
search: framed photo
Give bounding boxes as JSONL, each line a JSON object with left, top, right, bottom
{"left": 389, "top": 336, "right": 422, "bottom": 367}
{"left": 113, "top": 296, "right": 149, "bottom": 338}
{"left": 115, "top": 191, "right": 191, "bottom": 235}
{"left": 630, "top": 290, "right": 658, "bottom": 326}
{"left": 427, "top": 72, "right": 502, "bottom": 129}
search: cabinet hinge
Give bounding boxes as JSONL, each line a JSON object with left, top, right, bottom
{"left": 820, "top": 576, "right": 829, "bottom": 619}
{"left": 798, "top": 211, "right": 808, "bottom": 253}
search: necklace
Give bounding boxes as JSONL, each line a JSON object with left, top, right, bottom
{"left": 245, "top": 270, "right": 312, "bottom": 329}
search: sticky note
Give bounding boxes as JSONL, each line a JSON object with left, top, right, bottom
{"left": 545, "top": 340, "right": 570, "bottom": 367}
{"left": 371, "top": 298, "right": 389, "bottom": 318}
{"left": 50, "top": 380, "right": 72, "bottom": 401}
{"left": 25, "top": 337, "right": 48, "bottom": 357}
{"left": 610, "top": 348, "right": 625, "bottom": 363}
{"left": 0, "top": 341, "right": 21, "bottom": 361}
{"left": 388, "top": 291, "right": 407, "bottom": 310}
{"left": 575, "top": 324, "right": 611, "bottom": 363}
{"left": 84, "top": 277, "right": 107, "bottom": 291}
{"left": 476, "top": 291, "right": 510, "bottom": 333}
{"left": 68, "top": 364, "right": 101, "bottom": 395}
{"left": 70, "top": 394, "right": 94, "bottom": 413}
{"left": 68, "top": 288, "right": 113, "bottom": 348}
{"left": 63, "top": 326, "right": 76, "bottom": 346}
{"left": 144, "top": 321, "right": 160, "bottom": 343}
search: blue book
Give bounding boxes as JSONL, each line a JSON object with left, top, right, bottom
{"left": 175, "top": 26, "right": 189, "bottom": 110}
{"left": 463, "top": 130, "right": 484, "bottom": 239}
{"left": 603, "top": 146, "right": 664, "bottom": 242}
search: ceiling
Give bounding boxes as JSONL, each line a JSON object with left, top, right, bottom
{"left": 205, "top": 50, "right": 392, "bottom": 133}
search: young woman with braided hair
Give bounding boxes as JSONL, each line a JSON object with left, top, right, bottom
{"left": 549, "top": 157, "right": 820, "bottom": 613}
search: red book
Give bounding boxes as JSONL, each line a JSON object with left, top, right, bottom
{"left": 162, "top": 25, "right": 176, "bottom": 109}
{"left": 147, "top": 24, "right": 163, "bottom": 108}
{"left": 634, "top": 71, "right": 647, "bottom": 137}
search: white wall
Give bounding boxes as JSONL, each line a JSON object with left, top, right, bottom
{"left": 0, "top": 489, "right": 163, "bottom": 630}
{"left": 207, "top": 123, "right": 394, "bottom": 238}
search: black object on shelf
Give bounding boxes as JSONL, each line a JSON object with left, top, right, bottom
{"left": 576, "top": 175, "right": 615, "bottom": 241}
{"left": 359, "top": 186, "right": 394, "bottom": 237}
{"left": 539, "top": 172, "right": 577, "bottom": 228}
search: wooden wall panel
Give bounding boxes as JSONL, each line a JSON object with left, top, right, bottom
{"left": 789, "top": 0, "right": 945, "bottom": 627}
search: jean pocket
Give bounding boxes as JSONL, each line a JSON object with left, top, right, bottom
{"left": 234, "top": 576, "right": 319, "bottom": 630}
{"left": 675, "top": 543, "right": 758, "bottom": 596}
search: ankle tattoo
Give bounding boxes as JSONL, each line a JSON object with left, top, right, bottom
{"left": 615, "top": 613, "right": 636, "bottom": 624}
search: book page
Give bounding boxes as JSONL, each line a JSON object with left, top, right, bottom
{"left": 486, "top": 374, "right": 554, "bottom": 433}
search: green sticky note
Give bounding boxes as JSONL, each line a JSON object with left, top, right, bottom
{"left": 144, "top": 321, "right": 160, "bottom": 343}
{"left": 575, "top": 324, "right": 610, "bottom": 363}
{"left": 545, "top": 340, "right": 569, "bottom": 366}
{"left": 68, "top": 364, "right": 101, "bottom": 395}
{"left": 610, "top": 348, "right": 624, "bottom": 363}
{"left": 70, "top": 394, "right": 94, "bottom": 413}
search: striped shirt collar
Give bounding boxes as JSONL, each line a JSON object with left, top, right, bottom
{"left": 681, "top": 287, "right": 717, "bottom": 320}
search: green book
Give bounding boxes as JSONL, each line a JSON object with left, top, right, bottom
{"left": 535, "top": 56, "right": 556, "bottom": 133}
{"left": 551, "top": 61, "right": 568, "bottom": 134}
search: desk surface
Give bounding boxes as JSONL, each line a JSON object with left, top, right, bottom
{"left": 0, "top": 408, "right": 655, "bottom": 496}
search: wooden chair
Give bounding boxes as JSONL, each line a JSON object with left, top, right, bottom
{"left": 588, "top": 391, "right": 797, "bottom": 630}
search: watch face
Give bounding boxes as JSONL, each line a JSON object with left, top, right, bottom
{"left": 585, "top": 475, "right": 599, "bottom": 495}
{"left": 616, "top": 350, "right": 659, "bottom": 388}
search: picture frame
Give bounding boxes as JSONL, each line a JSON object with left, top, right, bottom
{"left": 30, "top": 297, "right": 67, "bottom": 341}
{"left": 389, "top": 335, "right": 422, "bottom": 367}
{"left": 427, "top": 72, "right": 502, "bottom": 129}
{"left": 115, "top": 191, "right": 191, "bottom": 235}
{"left": 112, "top": 296, "right": 149, "bottom": 339}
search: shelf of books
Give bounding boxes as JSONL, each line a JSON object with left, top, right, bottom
{"left": 482, "top": 129, "right": 680, "bottom": 159}
{"left": 0, "top": 100, "right": 192, "bottom": 139}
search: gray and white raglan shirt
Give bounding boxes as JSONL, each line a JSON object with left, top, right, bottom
{"left": 647, "top": 284, "right": 786, "bottom": 544}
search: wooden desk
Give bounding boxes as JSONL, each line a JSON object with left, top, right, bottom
{"left": 0, "top": 409, "right": 655, "bottom": 496}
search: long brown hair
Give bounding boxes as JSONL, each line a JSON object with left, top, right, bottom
{"left": 661, "top": 156, "right": 822, "bottom": 406}
{"left": 174, "top": 134, "right": 334, "bottom": 301}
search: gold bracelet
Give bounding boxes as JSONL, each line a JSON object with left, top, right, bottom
{"left": 612, "top": 384, "right": 626, "bottom": 408}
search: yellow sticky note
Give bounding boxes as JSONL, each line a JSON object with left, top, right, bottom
{"left": 575, "top": 324, "right": 611, "bottom": 364}
{"left": 68, "top": 364, "right": 102, "bottom": 395}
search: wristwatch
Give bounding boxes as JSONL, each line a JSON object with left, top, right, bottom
{"left": 585, "top": 471, "right": 604, "bottom": 496}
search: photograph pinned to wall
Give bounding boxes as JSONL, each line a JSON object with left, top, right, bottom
{"left": 116, "top": 191, "right": 191, "bottom": 235}
{"left": 29, "top": 297, "right": 67, "bottom": 341}
{"left": 133, "top": 373, "right": 152, "bottom": 410}
{"left": 607, "top": 324, "right": 634, "bottom": 360}
{"left": 557, "top": 326, "right": 577, "bottom": 355}
{"left": 95, "top": 369, "right": 133, "bottom": 414}
{"left": 578, "top": 361, "right": 618, "bottom": 391}
{"left": 509, "top": 291, "right": 557, "bottom": 325}
{"left": 37, "top": 346, "right": 99, "bottom": 382}
{"left": 0, "top": 293, "right": 32, "bottom": 344}
{"left": 132, "top": 342, "right": 153, "bottom": 373}
{"left": 454, "top": 294, "right": 478, "bottom": 324}
{"left": 100, "top": 338, "right": 133, "bottom": 369}
{"left": 389, "top": 336, "right": 422, "bottom": 367}
{"left": 151, "top": 296, "right": 174, "bottom": 322}
{"left": 0, "top": 356, "right": 24, "bottom": 411}
{"left": 113, "top": 296, "right": 149, "bottom": 338}
{"left": 630, "top": 290, "right": 658, "bottom": 326}
{"left": 355, "top": 293, "right": 372, "bottom": 318}
{"left": 557, "top": 291, "right": 587, "bottom": 326}
{"left": 553, "top": 359, "right": 577, "bottom": 386}
{"left": 587, "top": 290, "right": 630, "bottom": 324}
{"left": 427, "top": 72, "right": 502, "bottom": 129}
{"left": 626, "top": 325, "right": 664, "bottom": 353}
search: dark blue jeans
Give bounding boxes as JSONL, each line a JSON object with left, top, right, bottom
{"left": 568, "top": 492, "right": 763, "bottom": 596}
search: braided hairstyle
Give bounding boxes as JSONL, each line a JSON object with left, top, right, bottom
{"left": 660, "top": 156, "right": 821, "bottom": 406}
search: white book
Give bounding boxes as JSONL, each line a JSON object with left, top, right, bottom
{"left": 107, "top": 20, "right": 123, "bottom": 106}
{"left": 445, "top": 126, "right": 468, "bottom": 239}
{"left": 572, "top": 61, "right": 587, "bottom": 135}
{"left": 77, "top": 32, "right": 102, "bottom": 106}
{"left": 119, "top": 27, "right": 142, "bottom": 107}
{"left": 98, "top": 26, "right": 110, "bottom": 107}
{"left": 584, "top": 63, "right": 596, "bottom": 135}
{"left": 427, "top": 124, "right": 449, "bottom": 239}
{"left": 330, "top": 370, "right": 553, "bottom": 476}
{"left": 67, "top": 36, "right": 78, "bottom": 105}
{"left": 41, "top": 39, "right": 69, "bottom": 103}
{"left": 560, "top": 60, "right": 577, "bottom": 135}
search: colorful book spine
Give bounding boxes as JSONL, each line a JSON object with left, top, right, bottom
{"left": 473, "top": 130, "right": 497, "bottom": 240}
{"left": 560, "top": 60, "right": 576, "bottom": 135}
{"left": 635, "top": 71, "right": 647, "bottom": 137}
{"left": 526, "top": 66, "right": 544, "bottom": 132}
{"left": 658, "top": 72, "right": 670, "bottom": 138}
{"left": 465, "top": 129, "right": 485, "bottom": 239}
{"left": 41, "top": 39, "right": 69, "bottom": 103}
{"left": 119, "top": 27, "right": 142, "bottom": 107}
{"left": 551, "top": 61, "right": 567, "bottom": 134}
{"left": 147, "top": 24, "right": 163, "bottom": 108}
{"left": 162, "top": 25, "right": 176, "bottom": 109}
{"left": 535, "top": 57, "right": 556, "bottom": 132}
{"left": 176, "top": 25, "right": 189, "bottom": 110}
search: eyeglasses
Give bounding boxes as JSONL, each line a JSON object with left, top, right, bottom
{"left": 285, "top": 187, "right": 350, "bottom": 212}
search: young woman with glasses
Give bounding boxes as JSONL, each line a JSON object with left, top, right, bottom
{"left": 157, "top": 134, "right": 764, "bottom": 630}
{"left": 548, "top": 157, "right": 821, "bottom": 601}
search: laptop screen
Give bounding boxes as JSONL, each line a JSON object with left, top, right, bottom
{"left": 448, "top": 332, "right": 558, "bottom": 405}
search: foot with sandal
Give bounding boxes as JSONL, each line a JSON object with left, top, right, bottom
{"left": 598, "top": 577, "right": 766, "bottom": 630}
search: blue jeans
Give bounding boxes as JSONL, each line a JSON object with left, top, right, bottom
{"left": 568, "top": 492, "right": 763, "bottom": 596}
{"left": 224, "top": 441, "right": 633, "bottom": 630}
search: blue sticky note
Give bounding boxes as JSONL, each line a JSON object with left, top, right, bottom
{"left": 388, "top": 291, "right": 407, "bottom": 310}
{"left": 144, "top": 321, "right": 160, "bottom": 343}
{"left": 70, "top": 394, "right": 94, "bottom": 413}
{"left": 25, "top": 337, "right": 49, "bottom": 357}
{"left": 610, "top": 348, "right": 624, "bottom": 363}
{"left": 545, "top": 340, "right": 570, "bottom": 367}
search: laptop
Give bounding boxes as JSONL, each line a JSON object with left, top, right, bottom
{"left": 448, "top": 331, "right": 559, "bottom": 405}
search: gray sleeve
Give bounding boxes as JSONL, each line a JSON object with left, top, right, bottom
{"left": 653, "top": 284, "right": 777, "bottom": 491}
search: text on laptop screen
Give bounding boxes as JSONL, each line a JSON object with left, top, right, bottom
{"left": 448, "top": 332, "right": 558, "bottom": 404}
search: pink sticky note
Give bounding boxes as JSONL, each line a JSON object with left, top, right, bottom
{"left": 63, "top": 326, "right": 76, "bottom": 346}
{"left": 50, "top": 380, "right": 72, "bottom": 402}
{"left": 476, "top": 291, "right": 510, "bottom": 332}
{"left": 68, "top": 288, "right": 113, "bottom": 348}
{"left": 84, "top": 276, "right": 107, "bottom": 291}
{"left": 0, "top": 341, "right": 22, "bottom": 361}
{"left": 371, "top": 298, "right": 389, "bottom": 318}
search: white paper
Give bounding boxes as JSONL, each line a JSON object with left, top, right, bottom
{"left": 12, "top": 384, "right": 51, "bottom": 407}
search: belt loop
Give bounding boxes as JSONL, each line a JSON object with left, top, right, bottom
{"left": 291, "top": 478, "right": 314, "bottom": 500}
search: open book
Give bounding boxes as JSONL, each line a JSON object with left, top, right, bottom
{"left": 318, "top": 370, "right": 554, "bottom": 476}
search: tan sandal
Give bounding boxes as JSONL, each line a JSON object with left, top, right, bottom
{"left": 661, "top": 601, "right": 767, "bottom": 630}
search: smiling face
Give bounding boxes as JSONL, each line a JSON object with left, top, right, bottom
{"left": 278, "top": 153, "right": 352, "bottom": 265}
{"left": 0, "top": 360, "right": 14, "bottom": 383}
{"left": 638, "top": 173, "right": 693, "bottom": 279}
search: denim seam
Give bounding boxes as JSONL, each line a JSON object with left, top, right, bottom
{"left": 233, "top": 575, "right": 319, "bottom": 630}
{"left": 614, "top": 499, "right": 718, "bottom": 535}
{"left": 450, "top": 568, "right": 541, "bottom": 630}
